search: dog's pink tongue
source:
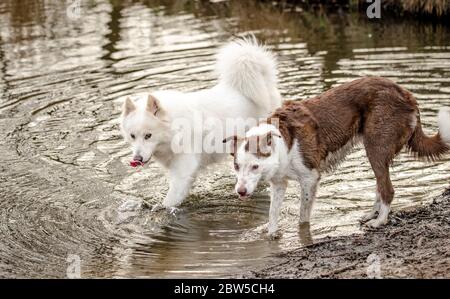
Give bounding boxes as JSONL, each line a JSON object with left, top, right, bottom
{"left": 130, "top": 160, "right": 144, "bottom": 168}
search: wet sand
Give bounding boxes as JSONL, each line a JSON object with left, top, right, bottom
{"left": 246, "top": 188, "right": 450, "bottom": 279}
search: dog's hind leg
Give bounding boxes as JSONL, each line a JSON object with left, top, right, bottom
{"left": 360, "top": 189, "right": 381, "bottom": 222}
{"left": 361, "top": 103, "right": 415, "bottom": 227}
{"left": 365, "top": 159, "right": 394, "bottom": 228}
{"left": 162, "top": 154, "right": 201, "bottom": 208}
{"left": 363, "top": 137, "right": 397, "bottom": 227}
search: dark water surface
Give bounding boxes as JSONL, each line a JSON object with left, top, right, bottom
{"left": 0, "top": 0, "right": 449, "bottom": 278}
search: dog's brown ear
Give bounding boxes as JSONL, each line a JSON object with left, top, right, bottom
{"left": 248, "top": 131, "right": 281, "bottom": 156}
{"left": 147, "top": 94, "right": 162, "bottom": 116}
{"left": 261, "top": 131, "right": 281, "bottom": 147}
{"left": 223, "top": 135, "right": 242, "bottom": 157}
{"left": 123, "top": 97, "right": 136, "bottom": 116}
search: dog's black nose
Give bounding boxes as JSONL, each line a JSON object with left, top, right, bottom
{"left": 133, "top": 155, "right": 143, "bottom": 162}
{"left": 237, "top": 186, "right": 247, "bottom": 197}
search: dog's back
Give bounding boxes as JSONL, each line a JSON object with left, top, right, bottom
{"left": 271, "top": 77, "right": 449, "bottom": 168}
{"left": 268, "top": 76, "right": 450, "bottom": 227}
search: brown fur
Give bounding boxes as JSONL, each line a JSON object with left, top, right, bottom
{"left": 244, "top": 133, "right": 279, "bottom": 158}
{"left": 224, "top": 131, "right": 281, "bottom": 159}
{"left": 407, "top": 111, "right": 449, "bottom": 161}
{"left": 268, "top": 76, "right": 449, "bottom": 205}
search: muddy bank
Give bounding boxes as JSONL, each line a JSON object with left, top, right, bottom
{"left": 246, "top": 188, "right": 450, "bottom": 279}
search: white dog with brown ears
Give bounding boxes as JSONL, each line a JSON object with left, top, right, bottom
{"left": 225, "top": 77, "right": 450, "bottom": 238}
{"left": 120, "top": 38, "right": 281, "bottom": 209}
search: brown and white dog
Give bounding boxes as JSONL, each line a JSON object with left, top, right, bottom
{"left": 224, "top": 77, "right": 450, "bottom": 237}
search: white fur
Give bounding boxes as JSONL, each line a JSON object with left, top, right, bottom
{"left": 366, "top": 201, "right": 390, "bottom": 228}
{"left": 361, "top": 190, "right": 381, "bottom": 222}
{"left": 233, "top": 125, "right": 321, "bottom": 238}
{"left": 216, "top": 37, "right": 280, "bottom": 112}
{"left": 290, "top": 142, "right": 320, "bottom": 224}
{"left": 246, "top": 123, "right": 279, "bottom": 138}
{"left": 438, "top": 107, "right": 450, "bottom": 144}
{"left": 121, "top": 39, "right": 281, "bottom": 208}
{"left": 234, "top": 124, "right": 287, "bottom": 198}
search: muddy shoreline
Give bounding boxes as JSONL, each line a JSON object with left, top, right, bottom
{"left": 246, "top": 188, "right": 450, "bottom": 279}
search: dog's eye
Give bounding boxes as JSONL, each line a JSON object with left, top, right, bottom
{"left": 144, "top": 134, "right": 152, "bottom": 140}
{"left": 234, "top": 163, "right": 239, "bottom": 171}
{"left": 252, "top": 165, "right": 259, "bottom": 170}
{"left": 130, "top": 134, "right": 135, "bottom": 139}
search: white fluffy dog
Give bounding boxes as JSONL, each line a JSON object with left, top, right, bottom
{"left": 120, "top": 38, "right": 281, "bottom": 209}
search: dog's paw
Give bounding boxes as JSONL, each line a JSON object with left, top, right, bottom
{"left": 150, "top": 204, "right": 165, "bottom": 213}
{"left": 254, "top": 223, "right": 269, "bottom": 234}
{"left": 364, "top": 218, "right": 386, "bottom": 228}
{"left": 360, "top": 211, "right": 378, "bottom": 223}
{"left": 267, "top": 230, "right": 282, "bottom": 240}
{"left": 167, "top": 207, "right": 181, "bottom": 216}
{"left": 150, "top": 204, "right": 182, "bottom": 216}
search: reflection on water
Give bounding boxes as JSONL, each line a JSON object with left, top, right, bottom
{"left": 0, "top": 0, "right": 449, "bottom": 278}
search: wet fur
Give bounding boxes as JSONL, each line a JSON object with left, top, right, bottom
{"left": 231, "top": 77, "right": 450, "bottom": 236}
{"left": 120, "top": 38, "right": 281, "bottom": 208}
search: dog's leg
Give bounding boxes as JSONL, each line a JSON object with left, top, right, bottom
{"left": 162, "top": 154, "right": 201, "bottom": 208}
{"left": 365, "top": 169, "right": 394, "bottom": 228}
{"left": 362, "top": 105, "right": 414, "bottom": 228}
{"left": 361, "top": 189, "right": 381, "bottom": 222}
{"left": 364, "top": 148, "right": 395, "bottom": 228}
{"left": 299, "top": 171, "right": 320, "bottom": 224}
{"left": 366, "top": 200, "right": 391, "bottom": 228}
{"left": 267, "top": 179, "right": 288, "bottom": 238}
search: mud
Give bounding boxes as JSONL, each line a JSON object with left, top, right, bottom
{"left": 246, "top": 188, "right": 450, "bottom": 279}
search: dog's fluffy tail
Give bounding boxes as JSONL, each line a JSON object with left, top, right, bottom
{"left": 216, "top": 37, "right": 281, "bottom": 112}
{"left": 408, "top": 108, "right": 450, "bottom": 161}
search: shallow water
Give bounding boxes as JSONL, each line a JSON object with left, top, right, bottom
{"left": 0, "top": 0, "right": 449, "bottom": 278}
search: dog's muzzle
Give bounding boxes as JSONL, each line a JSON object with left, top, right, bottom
{"left": 130, "top": 155, "right": 151, "bottom": 168}
{"left": 237, "top": 186, "right": 251, "bottom": 200}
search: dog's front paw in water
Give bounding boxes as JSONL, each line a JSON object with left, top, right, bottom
{"left": 151, "top": 204, "right": 181, "bottom": 215}
{"left": 150, "top": 203, "right": 165, "bottom": 213}
{"left": 167, "top": 206, "right": 181, "bottom": 216}
{"left": 254, "top": 223, "right": 269, "bottom": 234}
{"left": 267, "top": 230, "right": 282, "bottom": 240}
